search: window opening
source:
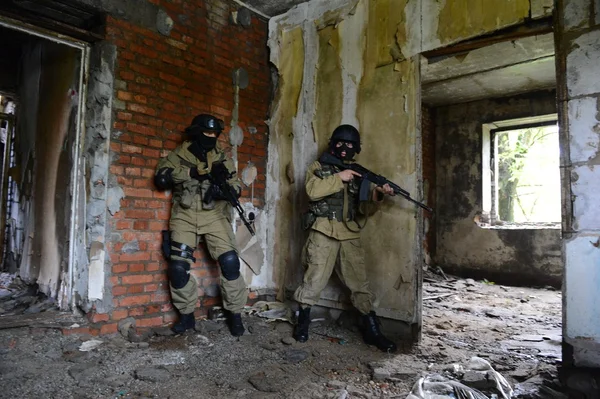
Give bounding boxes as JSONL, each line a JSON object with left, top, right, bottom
{"left": 481, "top": 115, "right": 561, "bottom": 228}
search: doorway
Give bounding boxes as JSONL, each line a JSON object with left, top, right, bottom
{"left": 0, "top": 18, "right": 88, "bottom": 310}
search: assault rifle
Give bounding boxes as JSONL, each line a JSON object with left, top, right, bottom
{"left": 205, "top": 163, "right": 256, "bottom": 235}
{"left": 320, "top": 153, "right": 433, "bottom": 213}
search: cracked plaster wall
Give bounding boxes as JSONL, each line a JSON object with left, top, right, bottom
{"left": 268, "top": 0, "right": 422, "bottom": 332}
{"left": 556, "top": 0, "right": 600, "bottom": 370}
{"left": 267, "top": 0, "right": 549, "bottom": 334}
{"left": 77, "top": 43, "right": 119, "bottom": 313}
{"left": 435, "top": 91, "right": 562, "bottom": 287}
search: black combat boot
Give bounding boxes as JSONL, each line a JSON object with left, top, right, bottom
{"left": 362, "top": 311, "right": 397, "bottom": 353}
{"left": 227, "top": 312, "right": 245, "bottom": 337}
{"left": 172, "top": 312, "right": 196, "bottom": 334}
{"left": 293, "top": 306, "right": 311, "bottom": 343}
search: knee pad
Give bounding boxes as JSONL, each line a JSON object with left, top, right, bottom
{"left": 218, "top": 250, "right": 240, "bottom": 281}
{"left": 168, "top": 259, "right": 191, "bottom": 289}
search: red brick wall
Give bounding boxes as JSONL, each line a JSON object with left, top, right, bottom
{"left": 421, "top": 105, "right": 436, "bottom": 262}
{"left": 88, "top": 0, "right": 270, "bottom": 334}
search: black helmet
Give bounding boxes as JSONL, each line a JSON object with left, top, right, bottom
{"left": 329, "top": 124, "right": 361, "bottom": 154}
{"left": 188, "top": 114, "right": 225, "bottom": 133}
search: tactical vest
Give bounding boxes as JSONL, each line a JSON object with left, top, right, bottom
{"left": 308, "top": 163, "right": 360, "bottom": 222}
{"left": 172, "top": 146, "right": 227, "bottom": 210}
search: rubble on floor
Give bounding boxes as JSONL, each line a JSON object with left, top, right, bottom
{"left": 0, "top": 273, "right": 56, "bottom": 316}
{"left": 0, "top": 271, "right": 565, "bottom": 398}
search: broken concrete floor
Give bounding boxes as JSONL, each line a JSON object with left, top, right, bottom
{"left": 0, "top": 273, "right": 563, "bottom": 398}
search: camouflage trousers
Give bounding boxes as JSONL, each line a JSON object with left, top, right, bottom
{"left": 294, "top": 230, "right": 373, "bottom": 314}
{"left": 169, "top": 216, "right": 247, "bottom": 314}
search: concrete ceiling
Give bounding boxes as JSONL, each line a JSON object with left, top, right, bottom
{"left": 422, "top": 33, "right": 556, "bottom": 106}
{"left": 238, "top": 0, "right": 311, "bottom": 17}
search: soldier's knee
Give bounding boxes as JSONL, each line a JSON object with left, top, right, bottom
{"left": 218, "top": 250, "right": 240, "bottom": 281}
{"left": 168, "top": 259, "right": 191, "bottom": 289}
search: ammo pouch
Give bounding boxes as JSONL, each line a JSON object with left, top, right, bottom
{"left": 301, "top": 211, "right": 316, "bottom": 230}
{"left": 180, "top": 180, "right": 200, "bottom": 209}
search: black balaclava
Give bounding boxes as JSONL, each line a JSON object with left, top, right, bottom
{"left": 330, "top": 141, "right": 357, "bottom": 161}
{"left": 188, "top": 126, "right": 219, "bottom": 151}
{"left": 186, "top": 114, "right": 224, "bottom": 152}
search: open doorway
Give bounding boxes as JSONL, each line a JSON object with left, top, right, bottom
{"left": 0, "top": 20, "right": 87, "bottom": 313}
{"left": 417, "top": 20, "right": 563, "bottom": 392}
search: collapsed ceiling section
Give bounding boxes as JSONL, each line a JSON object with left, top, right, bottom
{"left": 421, "top": 33, "right": 556, "bottom": 106}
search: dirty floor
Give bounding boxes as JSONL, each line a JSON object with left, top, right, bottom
{"left": 0, "top": 272, "right": 563, "bottom": 399}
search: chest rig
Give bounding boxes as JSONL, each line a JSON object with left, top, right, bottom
{"left": 309, "top": 162, "right": 360, "bottom": 222}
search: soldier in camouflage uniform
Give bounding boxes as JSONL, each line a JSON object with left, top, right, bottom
{"left": 154, "top": 114, "right": 247, "bottom": 336}
{"left": 293, "top": 125, "right": 397, "bottom": 352}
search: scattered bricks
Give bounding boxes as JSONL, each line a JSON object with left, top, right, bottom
{"left": 62, "top": 326, "right": 92, "bottom": 336}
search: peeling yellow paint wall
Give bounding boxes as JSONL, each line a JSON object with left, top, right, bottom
{"left": 268, "top": 27, "right": 304, "bottom": 297}
{"left": 269, "top": 0, "right": 422, "bottom": 332}
{"left": 423, "top": 0, "right": 532, "bottom": 51}
{"left": 314, "top": 26, "right": 343, "bottom": 147}
{"left": 267, "top": 0, "right": 544, "bottom": 332}
{"left": 368, "top": 0, "right": 408, "bottom": 66}
{"left": 357, "top": 60, "right": 420, "bottom": 321}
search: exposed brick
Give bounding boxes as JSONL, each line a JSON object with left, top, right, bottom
{"left": 112, "top": 309, "right": 129, "bottom": 321}
{"left": 100, "top": 323, "right": 118, "bottom": 335}
{"left": 122, "top": 275, "right": 154, "bottom": 285}
{"left": 101, "top": 1, "right": 270, "bottom": 335}
{"left": 137, "top": 317, "right": 164, "bottom": 328}
{"left": 91, "top": 313, "right": 110, "bottom": 323}
{"left": 119, "top": 295, "right": 151, "bottom": 307}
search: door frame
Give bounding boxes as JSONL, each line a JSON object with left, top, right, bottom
{"left": 0, "top": 14, "right": 90, "bottom": 309}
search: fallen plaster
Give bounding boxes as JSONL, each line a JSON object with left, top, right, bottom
{"left": 0, "top": 272, "right": 564, "bottom": 398}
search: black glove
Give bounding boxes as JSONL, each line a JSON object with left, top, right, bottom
{"left": 210, "top": 162, "right": 232, "bottom": 182}
{"left": 190, "top": 168, "right": 209, "bottom": 182}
